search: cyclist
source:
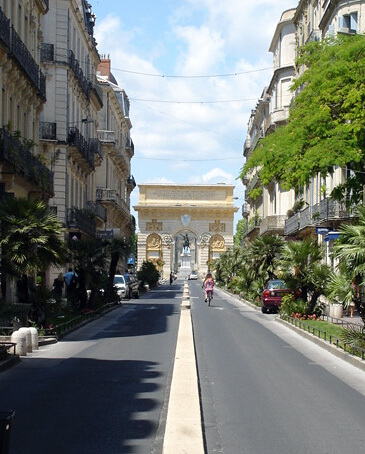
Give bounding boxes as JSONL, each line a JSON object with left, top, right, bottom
{"left": 203, "top": 272, "right": 214, "bottom": 302}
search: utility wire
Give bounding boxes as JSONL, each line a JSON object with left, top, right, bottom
{"left": 133, "top": 155, "right": 242, "bottom": 162}
{"left": 111, "top": 66, "right": 273, "bottom": 79}
{"left": 130, "top": 97, "right": 258, "bottom": 104}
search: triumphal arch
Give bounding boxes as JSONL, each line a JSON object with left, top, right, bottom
{"left": 134, "top": 184, "right": 239, "bottom": 278}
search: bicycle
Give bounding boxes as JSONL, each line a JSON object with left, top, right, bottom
{"left": 206, "top": 289, "right": 213, "bottom": 306}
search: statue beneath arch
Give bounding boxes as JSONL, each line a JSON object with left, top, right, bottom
{"left": 181, "top": 232, "right": 190, "bottom": 253}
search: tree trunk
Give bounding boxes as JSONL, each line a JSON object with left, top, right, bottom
{"left": 306, "top": 292, "right": 319, "bottom": 316}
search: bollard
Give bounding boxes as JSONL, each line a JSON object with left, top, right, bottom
{"left": 18, "top": 328, "right": 32, "bottom": 353}
{"left": 10, "top": 331, "right": 27, "bottom": 356}
{"left": 28, "top": 327, "right": 39, "bottom": 350}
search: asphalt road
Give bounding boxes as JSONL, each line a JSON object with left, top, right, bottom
{"left": 189, "top": 280, "right": 365, "bottom": 454}
{"left": 0, "top": 283, "right": 182, "bottom": 454}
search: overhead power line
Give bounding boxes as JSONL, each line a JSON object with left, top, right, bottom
{"left": 134, "top": 155, "right": 242, "bottom": 162}
{"left": 131, "top": 97, "right": 258, "bottom": 104}
{"left": 111, "top": 66, "right": 273, "bottom": 79}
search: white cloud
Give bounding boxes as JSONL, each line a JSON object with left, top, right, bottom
{"left": 93, "top": 0, "right": 297, "bottom": 199}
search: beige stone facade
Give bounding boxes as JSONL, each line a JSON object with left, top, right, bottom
{"left": 134, "top": 184, "right": 238, "bottom": 278}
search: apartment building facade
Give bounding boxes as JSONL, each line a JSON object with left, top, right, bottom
{"left": 0, "top": 0, "right": 136, "bottom": 297}
{"left": 285, "top": 0, "right": 365, "bottom": 244}
{"left": 243, "top": 9, "right": 296, "bottom": 240}
{"left": 243, "top": 1, "right": 365, "bottom": 248}
{"left": 96, "top": 58, "right": 136, "bottom": 246}
{"left": 0, "top": 0, "right": 51, "bottom": 201}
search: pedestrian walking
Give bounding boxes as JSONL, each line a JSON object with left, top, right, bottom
{"left": 53, "top": 273, "right": 64, "bottom": 299}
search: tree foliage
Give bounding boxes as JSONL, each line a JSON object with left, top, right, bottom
{"left": 241, "top": 35, "right": 365, "bottom": 205}
{"left": 234, "top": 219, "right": 246, "bottom": 246}
{"left": 137, "top": 260, "right": 160, "bottom": 288}
{"left": 0, "top": 197, "right": 66, "bottom": 278}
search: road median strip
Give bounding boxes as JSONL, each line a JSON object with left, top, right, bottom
{"left": 162, "top": 284, "right": 204, "bottom": 454}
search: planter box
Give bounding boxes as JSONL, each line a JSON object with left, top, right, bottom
{"left": 329, "top": 303, "right": 343, "bottom": 318}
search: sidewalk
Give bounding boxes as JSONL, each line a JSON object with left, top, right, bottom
{"left": 323, "top": 307, "right": 363, "bottom": 328}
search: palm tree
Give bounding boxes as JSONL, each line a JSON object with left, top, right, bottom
{"left": 0, "top": 197, "right": 66, "bottom": 303}
{"left": 67, "top": 237, "right": 107, "bottom": 308}
{"left": 249, "top": 234, "right": 285, "bottom": 281}
{"left": 277, "top": 238, "right": 330, "bottom": 316}
{"left": 332, "top": 206, "right": 365, "bottom": 324}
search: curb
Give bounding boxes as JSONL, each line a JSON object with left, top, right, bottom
{"left": 217, "top": 286, "right": 365, "bottom": 373}
{"left": 276, "top": 317, "right": 365, "bottom": 372}
{"left": 0, "top": 354, "right": 20, "bottom": 372}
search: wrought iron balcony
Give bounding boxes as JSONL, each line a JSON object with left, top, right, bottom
{"left": 89, "top": 74, "right": 103, "bottom": 107}
{"left": 89, "top": 138, "right": 103, "bottom": 160}
{"left": 260, "top": 215, "right": 286, "bottom": 235}
{"left": 67, "top": 127, "right": 94, "bottom": 169}
{"left": 41, "top": 43, "right": 54, "bottom": 62}
{"left": 9, "top": 26, "right": 46, "bottom": 100}
{"left": 96, "top": 188, "right": 130, "bottom": 217}
{"left": 68, "top": 50, "right": 91, "bottom": 99}
{"left": 125, "top": 138, "right": 134, "bottom": 156}
{"left": 245, "top": 172, "right": 259, "bottom": 193}
{"left": 0, "top": 7, "right": 10, "bottom": 49}
{"left": 284, "top": 212, "right": 299, "bottom": 236}
{"left": 39, "top": 122, "right": 57, "bottom": 141}
{"left": 0, "top": 128, "right": 53, "bottom": 196}
{"left": 86, "top": 201, "right": 107, "bottom": 222}
{"left": 66, "top": 207, "right": 96, "bottom": 238}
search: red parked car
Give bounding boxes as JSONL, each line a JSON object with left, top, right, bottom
{"left": 261, "top": 279, "right": 294, "bottom": 313}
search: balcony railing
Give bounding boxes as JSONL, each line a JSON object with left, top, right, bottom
{"left": 125, "top": 138, "right": 134, "bottom": 156}
{"left": 245, "top": 172, "right": 259, "bottom": 193}
{"left": 40, "top": 43, "right": 54, "bottom": 62}
{"left": 96, "top": 189, "right": 130, "bottom": 216}
{"left": 0, "top": 7, "right": 10, "bottom": 48}
{"left": 284, "top": 212, "right": 299, "bottom": 236}
{"left": 284, "top": 198, "right": 354, "bottom": 235}
{"left": 68, "top": 50, "right": 91, "bottom": 99}
{"left": 0, "top": 128, "right": 53, "bottom": 196}
{"left": 89, "top": 138, "right": 103, "bottom": 161}
{"left": 67, "top": 127, "right": 94, "bottom": 169}
{"left": 244, "top": 218, "right": 261, "bottom": 236}
{"left": 66, "top": 208, "right": 96, "bottom": 237}
{"left": 86, "top": 201, "right": 107, "bottom": 222}
{"left": 97, "top": 130, "right": 115, "bottom": 143}
{"left": 39, "top": 121, "right": 57, "bottom": 141}
{"left": 260, "top": 215, "right": 286, "bottom": 235}
{"left": 9, "top": 26, "right": 46, "bottom": 100}
{"left": 89, "top": 74, "right": 103, "bottom": 107}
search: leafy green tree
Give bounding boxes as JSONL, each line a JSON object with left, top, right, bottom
{"left": 234, "top": 219, "right": 246, "bottom": 246}
{"left": 241, "top": 35, "right": 365, "bottom": 206}
{"left": 0, "top": 197, "right": 66, "bottom": 303}
{"left": 137, "top": 260, "right": 159, "bottom": 288}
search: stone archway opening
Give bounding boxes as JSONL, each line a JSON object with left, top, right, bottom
{"left": 174, "top": 230, "right": 198, "bottom": 273}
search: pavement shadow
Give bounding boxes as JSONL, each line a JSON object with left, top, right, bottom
{"left": 91, "top": 302, "right": 179, "bottom": 340}
{"left": 2, "top": 358, "right": 162, "bottom": 454}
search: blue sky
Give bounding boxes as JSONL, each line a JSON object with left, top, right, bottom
{"left": 91, "top": 0, "right": 299, "bottom": 228}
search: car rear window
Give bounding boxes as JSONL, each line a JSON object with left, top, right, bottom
{"left": 267, "top": 280, "right": 286, "bottom": 290}
{"left": 114, "top": 276, "right": 125, "bottom": 284}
